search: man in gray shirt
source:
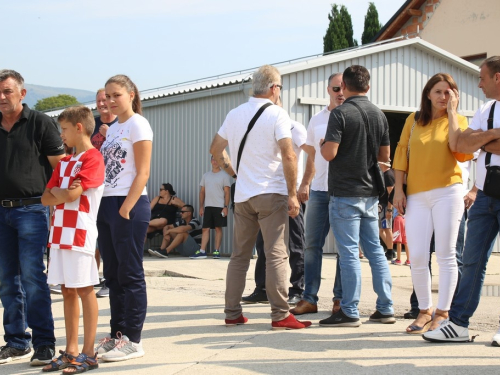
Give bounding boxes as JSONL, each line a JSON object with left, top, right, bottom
{"left": 193, "top": 156, "right": 231, "bottom": 259}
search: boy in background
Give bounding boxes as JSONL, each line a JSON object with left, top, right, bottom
{"left": 41, "top": 106, "right": 105, "bottom": 373}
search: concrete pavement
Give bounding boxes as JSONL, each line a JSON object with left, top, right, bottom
{"left": 1, "top": 253, "right": 500, "bottom": 374}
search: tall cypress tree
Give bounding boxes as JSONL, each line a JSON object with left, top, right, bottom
{"left": 324, "top": 4, "right": 358, "bottom": 53}
{"left": 361, "top": 2, "right": 383, "bottom": 44}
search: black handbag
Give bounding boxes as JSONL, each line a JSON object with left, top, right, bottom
{"left": 483, "top": 102, "right": 500, "bottom": 199}
{"left": 348, "top": 102, "right": 385, "bottom": 198}
{"left": 231, "top": 102, "right": 273, "bottom": 209}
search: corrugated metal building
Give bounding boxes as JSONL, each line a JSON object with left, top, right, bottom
{"left": 48, "top": 36, "right": 497, "bottom": 254}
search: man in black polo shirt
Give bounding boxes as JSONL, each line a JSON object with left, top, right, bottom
{"left": 319, "top": 65, "right": 394, "bottom": 327}
{"left": 0, "top": 70, "right": 64, "bottom": 365}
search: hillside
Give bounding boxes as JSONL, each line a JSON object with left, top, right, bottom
{"left": 24, "top": 84, "right": 95, "bottom": 108}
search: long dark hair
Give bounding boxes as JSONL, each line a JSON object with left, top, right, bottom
{"left": 105, "top": 74, "right": 142, "bottom": 115}
{"left": 419, "top": 73, "right": 458, "bottom": 126}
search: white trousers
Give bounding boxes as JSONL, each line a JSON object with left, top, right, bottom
{"left": 405, "top": 184, "right": 464, "bottom": 311}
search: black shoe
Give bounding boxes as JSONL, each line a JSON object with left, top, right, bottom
{"left": 94, "top": 277, "right": 106, "bottom": 288}
{"left": 369, "top": 310, "right": 396, "bottom": 324}
{"left": 287, "top": 295, "right": 302, "bottom": 306}
{"left": 241, "top": 290, "right": 268, "bottom": 304}
{"left": 319, "top": 309, "right": 361, "bottom": 327}
{"left": 404, "top": 310, "right": 419, "bottom": 319}
{"left": 30, "top": 345, "right": 55, "bottom": 366}
{"left": 0, "top": 346, "right": 31, "bottom": 364}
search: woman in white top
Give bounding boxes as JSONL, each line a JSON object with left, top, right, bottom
{"left": 96, "top": 74, "right": 153, "bottom": 362}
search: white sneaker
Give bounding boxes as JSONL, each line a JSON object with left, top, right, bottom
{"left": 491, "top": 327, "right": 500, "bottom": 347}
{"left": 95, "top": 334, "right": 117, "bottom": 358}
{"left": 422, "top": 320, "right": 469, "bottom": 342}
{"left": 101, "top": 335, "right": 144, "bottom": 362}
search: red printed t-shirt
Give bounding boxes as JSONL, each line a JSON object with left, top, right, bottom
{"left": 47, "top": 148, "right": 105, "bottom": 255}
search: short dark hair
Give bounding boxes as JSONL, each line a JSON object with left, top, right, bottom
{"left": 481, "top": 56, "right": 500, "bottom": 77}
{"left": 342, "top": 65, "right": 370, "bottom": 92}
{"left": 58, "top": 106, "right": 95, "bottom": 136}
{"left": 183, "top": 204, "right": 194, "bottom": 214}
{"left": 0, "top": 69, "right": 24, "bottom": 90}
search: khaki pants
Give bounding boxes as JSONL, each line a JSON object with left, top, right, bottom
{"left": 225, "top": 193, "right": 290, "bottom": 321}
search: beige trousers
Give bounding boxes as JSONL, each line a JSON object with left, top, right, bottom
{"left": 225, "top": 193, "right": 290, "bottom": 321}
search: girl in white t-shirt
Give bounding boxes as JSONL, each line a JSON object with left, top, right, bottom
{"left": 96, "top": 74, "right": 153, "bottom": 362}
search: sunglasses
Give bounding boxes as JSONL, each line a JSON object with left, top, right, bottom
{"left": 271, "top": 84, "right": 283, "bottom": 90}
{"left": 330, "top": 86, "right": 341, "bottom": 93}
{"left": 159, "top": 188, "right": 165, "bottom": 191}
{"left": 180, "top": 210, "right": 189, "bottom": 213}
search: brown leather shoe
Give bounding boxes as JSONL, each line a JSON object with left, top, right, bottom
{"left": 332, "top": 300, "right": 341, "bottom": 314}
{"left": 289, "top": 300, "right": 318, "bottom": 315}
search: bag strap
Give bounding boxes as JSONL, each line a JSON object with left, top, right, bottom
{"left": 347, "top": 101, "right": 378, "bottom": 165}
{"left": 236, "top": 102, "right": 273, "bottom": 174}
{"left": 485, "top": 102, "right": 496, "bottom": 167}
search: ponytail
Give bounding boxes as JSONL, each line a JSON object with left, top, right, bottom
{"left": 105, "top": 74, "right": 142, "bottom": 115}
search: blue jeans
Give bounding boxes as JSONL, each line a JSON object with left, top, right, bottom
{"left": 0, "top": 204, "right": 55, "bottom": 349}
{"left": 329, "top": 195, "right": 393, "bottom": 318}
{"left": 303, "top": 190, "right": 342, "bottom": 304}
{"left": 450, "top": 190, "right": 500, "bottom": 327}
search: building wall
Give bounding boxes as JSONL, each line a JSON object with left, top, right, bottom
{"left": 395, "top": 0, "right": 499, "bottom": 61}
{"left": 143, "top": 90, "right": 248, "bottom": 255}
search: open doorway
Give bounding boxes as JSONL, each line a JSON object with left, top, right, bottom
{"left": 384, "top": 111, "right": 411, "bottom": 163}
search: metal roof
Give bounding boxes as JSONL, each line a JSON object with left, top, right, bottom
{"left": 44, "top": 36, "right": 479, "bottom": 117}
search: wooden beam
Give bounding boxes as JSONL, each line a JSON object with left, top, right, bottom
{"left": 407, "top": 9, "right": 422, "bottom": 16}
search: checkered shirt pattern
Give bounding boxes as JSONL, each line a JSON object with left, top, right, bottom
{"left": 47, "top": 150, "right": 104, "bottom": 255}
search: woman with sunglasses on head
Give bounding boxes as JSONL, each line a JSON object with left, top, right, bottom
{"left": 147, "top": 183, "right": 185, "bottom": 235}
{"left": 95, "top": 74, "right": 153, "bottom": 362}
{"left": 392, "top": 73, "right": 472, "bottom": 334}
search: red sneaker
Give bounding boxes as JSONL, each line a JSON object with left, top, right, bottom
{"left": 271, "top": 313, "right": 312, "bottom": 330}
{"left": 225, "top": 315, "right": 248, "bottom": 327}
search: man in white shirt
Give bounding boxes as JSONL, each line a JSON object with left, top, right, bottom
{"left": 291, "top": 73, "right": 345, "bottom": 315}
{"left": 210, "top": 65, "right": 311, "bottom": 330}
{"left": 423, "top": 56, "right": 500, "bottom": 344}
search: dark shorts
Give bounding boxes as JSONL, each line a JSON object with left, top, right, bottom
{"left": 176, "top": 235, "right": 200, "bottom": 256}
{"left": 202, "top": 206, "right": 227, "bottom": 229}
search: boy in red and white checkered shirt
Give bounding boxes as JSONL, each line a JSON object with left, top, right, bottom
{"left": 41, "top": 106, "right": 104, "bottom": 373}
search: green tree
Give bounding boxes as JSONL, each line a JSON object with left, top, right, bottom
{"left": 323, "top": 4, "right": 358, "bottom": 53}
{"left": 361, "top": 2, "right": 383, "bottom": 45}
{"left": 34, "top": 94, "right": 79, "bottom": 111}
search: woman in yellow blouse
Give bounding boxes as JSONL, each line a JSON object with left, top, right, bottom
{"left": 393, "top": 73, "right": 470, "bottom": 334}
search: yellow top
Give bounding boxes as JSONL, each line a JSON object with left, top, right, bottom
{"left": 393, "top": 112, "right": 469, "bottom": 196}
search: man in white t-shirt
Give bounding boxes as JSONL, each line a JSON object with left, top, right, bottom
{"left": 423, "top": 56, "right": 500, "bottom": 344}
{"left": 210, "top": 65, "right": 311, "bottom": 330}
{"left": 291, "top": 73, "right": 345, "bottom": 316}
{"left": 242, "top": 117, "right": 311, "bottom": 305}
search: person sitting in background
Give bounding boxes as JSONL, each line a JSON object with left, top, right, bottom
{"left": 148, "top": 205, "right": 202, "bottom": 258}
{"left": 147, "top": 183, "right": 184, "bottom": 236}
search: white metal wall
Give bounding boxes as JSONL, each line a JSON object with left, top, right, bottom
{"left": 143, "top": 90, "right": 248, "bottom": 255}
{"left": 140, "top": 42, "right": 498, "bottom": 255}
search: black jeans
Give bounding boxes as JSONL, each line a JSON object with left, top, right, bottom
{"left": 254, "top": 203, "right": 305, "bottom": 297}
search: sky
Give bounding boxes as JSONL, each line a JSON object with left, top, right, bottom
{"left": 4, "top": 0, "right": 404, "bottom": 93}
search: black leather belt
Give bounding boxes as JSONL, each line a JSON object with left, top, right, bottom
{"left": 1, "top": 198, "right": 42, "bottom": 208}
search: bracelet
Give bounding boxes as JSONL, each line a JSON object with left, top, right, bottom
{"left": 386, "top": 209, "right": 393, "bottom": 212}
{"left": 232, "top": 174, "right": 237, "bottom": 178}
{"left": 224, "top": 205, "right": 228, "bottom": 208}
{"left": 481, "top": 145, "right": 486, "bottom": 152}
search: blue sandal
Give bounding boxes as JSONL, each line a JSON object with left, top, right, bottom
{"left": 42, "top": 350, "right": 73, "bottom": 372}
{"left": 63, "top": 353, "right": 98, "bottom": 374}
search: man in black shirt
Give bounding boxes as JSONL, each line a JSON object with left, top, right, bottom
{"left": 0, "top": 70, "right": 64, "bottom": 365}
{"left": 319, "top": 65, "right": 394, "bottom": 327}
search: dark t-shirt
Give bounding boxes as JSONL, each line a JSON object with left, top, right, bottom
{"left": 380, "top": 169, "right": 395, "bottom": 207}
{"left": 0, "top": 104, "right": 65, "bottom": 198}
{"left": 324, "top": 96, "right": 390, "bottom": 197}
{"left": 91, "top": 116, "right": 118, "bottom": 151}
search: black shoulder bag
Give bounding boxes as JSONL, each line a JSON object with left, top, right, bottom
{"left": 348, "top": 101, "right": 385, "bottom": 198}
{"left": 483, "top": 102, "right": 500, "bottom": 199}
{"left": 230, "top": 102, "right": 273, "bottom": 208}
